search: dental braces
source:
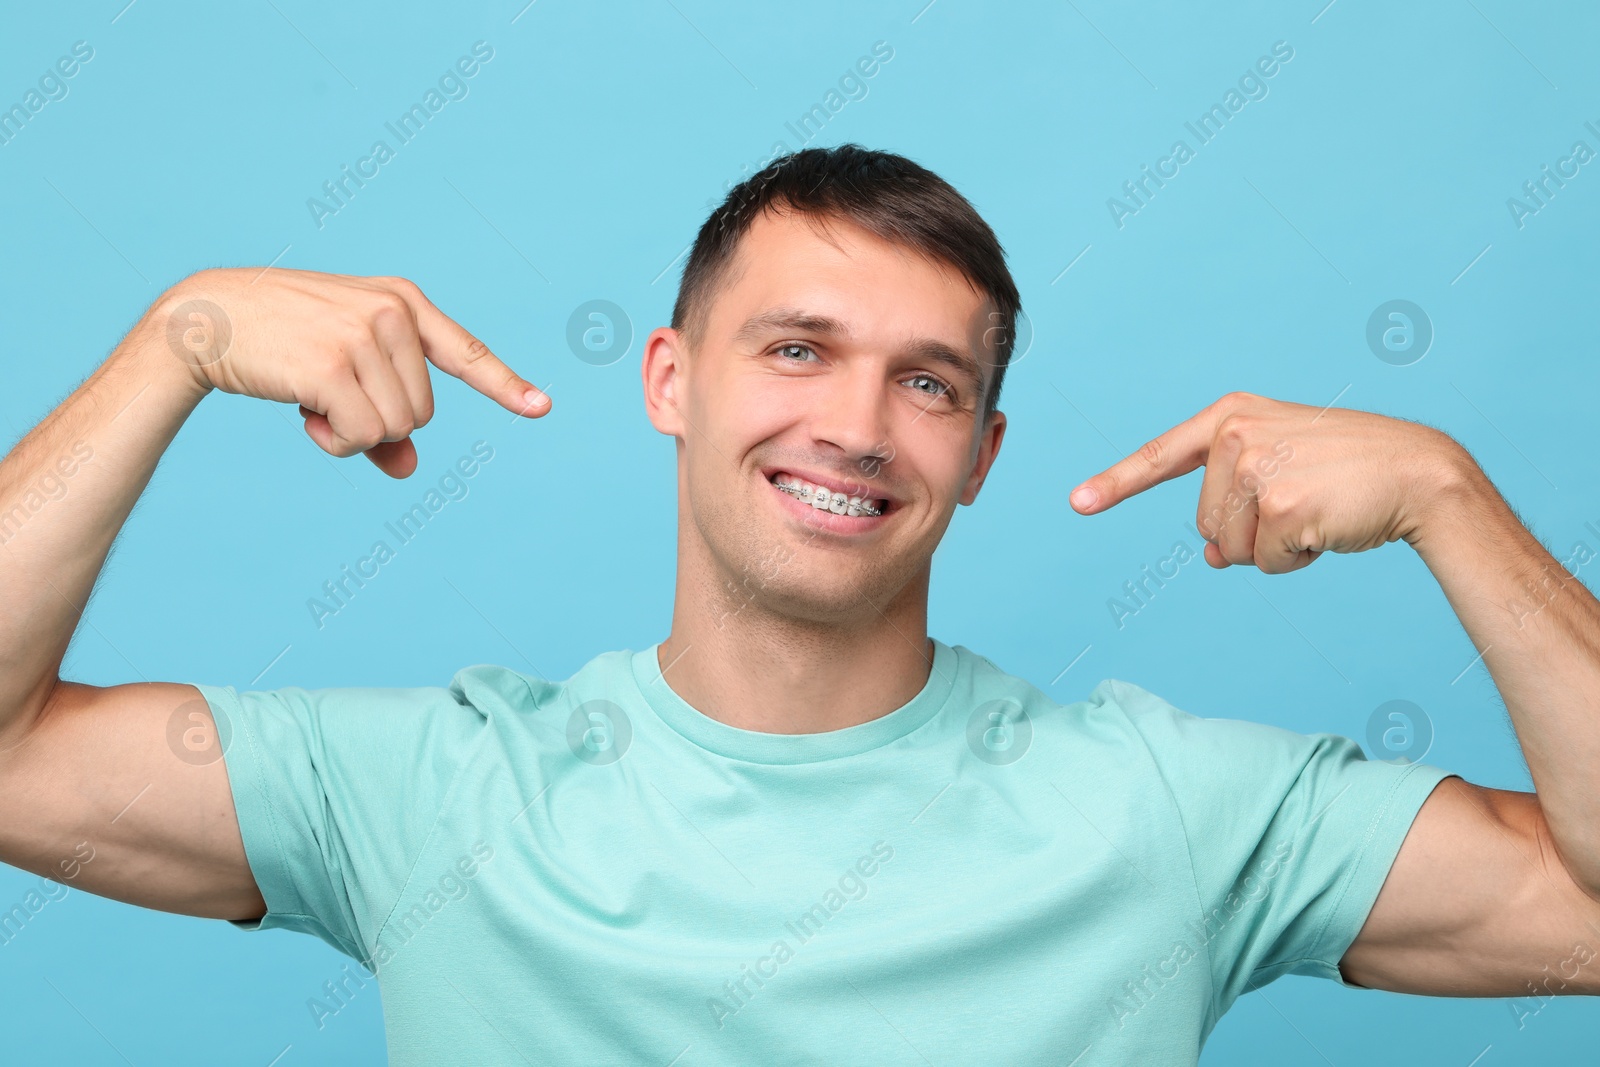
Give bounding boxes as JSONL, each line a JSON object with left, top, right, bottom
{"left": 776, "top": 482, "right": 884, "bottom": 517}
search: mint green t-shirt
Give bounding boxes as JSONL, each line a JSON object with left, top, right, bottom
{"left": 196, "top": 639, "right": 1454, "bottom": 1066}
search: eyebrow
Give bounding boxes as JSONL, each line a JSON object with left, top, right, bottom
{"left": 731, "top": 307, "right": 986, "bottom": 400}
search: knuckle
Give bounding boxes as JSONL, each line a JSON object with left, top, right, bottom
{"left": 385, "top": 412, "right": 417, "bottom": 440}
{"left": 1217, "top": 414, "right": 1255, "bottom": 445}
{"left": 338, "top": 314, "right": 375, "bottom": 347}
{"left": 1135, "top": 437, "right": 1165, "bottom": 469}
{"left": 368, "top": 291, "right": 412, "bottom": 327}
{"left": 312, "top": 343, "right": 349, "bottom": 376}
{"left": 385, "top": 276, "right": 424, "bottom": 301}
{"left": 346, "top": 418, "right": 385, "bottom": 451}
{"left": 1257, "top": 489, "right": 1295, "bottom": 522}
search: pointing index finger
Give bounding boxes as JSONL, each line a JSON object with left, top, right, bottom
{"left": 395, "top": 281, "right": 551, "bottom": 416}
{"left": 1070, "top": 404, "right": 1225, "bottom": 514}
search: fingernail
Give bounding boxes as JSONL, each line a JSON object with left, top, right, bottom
{"left": 523, "top": 387, "right": 549, "bottom": 410}
{"left": 1070, "top": 485, "right": 1097, "bottom": 511}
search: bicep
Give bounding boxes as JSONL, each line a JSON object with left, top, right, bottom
{"left": 0, "top": 680, "right": 264, "bottom": 921}
{"left": 1340, "top": 776, "right": 1600, "bottom": 996}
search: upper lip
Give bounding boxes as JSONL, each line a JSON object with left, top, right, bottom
{"left": 762, "top": 466, "right": 898, "bottom": 505}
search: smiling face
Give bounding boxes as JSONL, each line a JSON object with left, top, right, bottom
{"left": 642, "top": 204, "right": 1007, "bottom": 628}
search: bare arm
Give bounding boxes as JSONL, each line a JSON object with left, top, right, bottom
{"left": 1067, "top": 391, "right": 1600, "bottom": 996}
{"left": 0, "top": 268, "right": 549, "bottom": 920}
{"left": 1341, "top": 778, "right": 1600, "bottom": 997}
{"left": 0, "top": 310, "right": 253, "bottom": 916}
{"left": 1409, "top": 458, "right": 1600, "bottom": 895}
{"left": 1343, "top": 454, "right": 1600, "bottom": 995}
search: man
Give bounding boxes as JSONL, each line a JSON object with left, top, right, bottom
{"left": 0, "top": 145, "right": 1595, "bottom": 1065}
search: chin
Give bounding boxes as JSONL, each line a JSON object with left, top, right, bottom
{"left": 760, "top": 554, "right": 917, "bottom": 622}
{"left": 752, "top": 586, "right": 873, "bottom": 628}
{"left": 692, "top": 493, "right": 923, "bottom": 620}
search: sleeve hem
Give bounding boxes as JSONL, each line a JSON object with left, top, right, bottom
{"left": 1296, "top": 760, "right": 1459, "bottom": 986}
{"left": 193, "top": 682, "right": 307, "bottom": 931}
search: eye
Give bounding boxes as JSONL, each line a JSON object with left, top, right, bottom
{"left": 774, "top": 343, "right": 820, "bottom": 363}
{"left": 906, "top": 373, "right": 952, "bottom": 399}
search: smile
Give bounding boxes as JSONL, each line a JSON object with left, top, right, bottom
{"left": 768, "top": 473, "right": 888, "bottom": 518}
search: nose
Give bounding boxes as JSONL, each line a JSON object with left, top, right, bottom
{"left": 807, "top": 364, "right": 894, "bottom": 475}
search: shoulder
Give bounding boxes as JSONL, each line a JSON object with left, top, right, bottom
{"left": 946, "top": 644, "right": 1326, "bottom": 772}
{"left": 444, "top": 647, "right": 638, "bottom": 723}
{"left": 210, "top": 648, "right": 638, "bottom": 755}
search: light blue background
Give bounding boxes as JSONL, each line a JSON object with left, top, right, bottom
{"left": 3, "top": 0, "right": 1597, "bottom": 1063}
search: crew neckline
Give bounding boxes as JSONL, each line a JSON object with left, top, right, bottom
{"left": 627, "top": 638, "right": 962, "bottom": 764}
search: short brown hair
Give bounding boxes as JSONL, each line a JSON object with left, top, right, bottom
{"left": 670, "top": 144, "right": 1021, "bottom": 422}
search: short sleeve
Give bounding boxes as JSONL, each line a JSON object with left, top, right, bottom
{"left": 192, "top": 680, "right": 491, "bottom": 963}
{"left": 1104, "top": 678, "right": 1457, "bottom": 1014}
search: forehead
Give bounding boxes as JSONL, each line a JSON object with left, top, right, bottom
{"left": 705, "top": 207, "right": 994, "bottom": 348}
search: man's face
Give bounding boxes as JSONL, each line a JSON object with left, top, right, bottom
{"left": 642, "top": 207, "right": 1007, "bottom": 627}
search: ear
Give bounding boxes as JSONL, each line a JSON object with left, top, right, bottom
{"left": 958, "top": 408, "right": 1006, "bottom": 506}
{"left": 641, "top": 326, "right": 688, "bottom": 438}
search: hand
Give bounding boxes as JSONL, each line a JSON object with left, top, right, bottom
{"left": 143, "top": 267, "right": 550, "bottom": 478}
{"left": 1068, "top": 391, "right": 1468, "bottom": 573}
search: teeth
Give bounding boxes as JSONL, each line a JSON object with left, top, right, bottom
{"left": 773, "top": 475, "right": 883, "bottom": 517}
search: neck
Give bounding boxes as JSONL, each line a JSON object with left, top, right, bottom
{"left": 657, "top": 540, "right": 935, "bottom": 735}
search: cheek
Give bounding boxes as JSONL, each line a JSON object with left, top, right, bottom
{"left": 891, "top": 420, "right": 970, "bottom": 502}
{"left": 704, "top": 374, "right": 800, "bottom": 452}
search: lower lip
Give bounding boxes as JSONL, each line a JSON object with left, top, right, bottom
{"left": 767, "top": 477, "right": 892, "bottom": 535}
